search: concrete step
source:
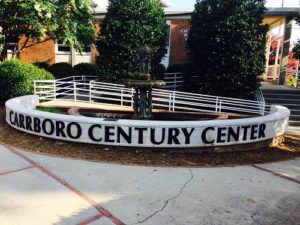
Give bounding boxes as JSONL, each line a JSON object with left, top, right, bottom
{"left": 290, "top": 115, "right": 300, "bottom": 121}
{"left": 261, "top": 86, "right": 300, "bottom": 127}
{"left": 262, "top": 88, "right": 300, "bottom": 95}
{"left": 262, "top": 93, "right": 300, "bottom": 99}
{"left": 290, "top": 109, "right": 300, "bottom": 115}
{"left": 265, "top": 103, "right": 300, "bottom": 111}
{"left": 264, "top": 98, "right": 300, "bottom": 105}
{"left": 286, "top": 126, "right": 300, "bottom": 135}
{"left": 289, "top": 121, "right": 300, "bottom": 126}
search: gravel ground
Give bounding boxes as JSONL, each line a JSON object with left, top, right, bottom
{"left": 1, "top": 106, "right": 299, "bottom": 167}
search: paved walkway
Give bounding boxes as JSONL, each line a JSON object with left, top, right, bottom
{"left": 0, "top": 143, "right": 299, "bottom": 225}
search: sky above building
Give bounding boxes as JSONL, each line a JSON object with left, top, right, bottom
{"left": 94, "top": 0, "right": 300, "bottom": 12}
{"left": 165, "top": 0, "right": 300, "bottom": 9}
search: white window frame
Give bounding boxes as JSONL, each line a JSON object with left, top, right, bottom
{"left": 56, "top": 44, "right": 71, "bottom": 54}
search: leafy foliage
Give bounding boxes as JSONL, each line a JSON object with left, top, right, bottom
{"left": 0, "top": 59, "right": 54, "bottom": 103}
{"left": 38, "top": 107, "right": 60, "bottom": 114}
{"left": 49, "top": 63, "right": 75, "bottom": 79}
{"left": 0, "top": 0, "right": 96, "bottom": 61}
{"left": 187, "top": 0, "right": 268, "bottom": 99}
{"left": 292, "top": 29, "right": 300, "bottom": 60}
{"left": 96, "top": 0, "right": 167, "bottom": 83}
{"left": 151, "top": 63, "right": 166, "bottom": 80}
{"left": 167, "top": 63, "right": 185, "bottom": 73}
{"left": 33, "top": 62, "right": 50, "bottom": 71}
{"left": 73, "top": 63, "right": 98, "bottom": 76}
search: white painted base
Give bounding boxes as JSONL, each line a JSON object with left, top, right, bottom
{"left": 5, "top": 96, "right": 290, "bottom": 148}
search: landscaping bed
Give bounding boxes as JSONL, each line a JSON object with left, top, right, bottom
{"left": 0, "top": 106, "right": 299, "bottom": 167}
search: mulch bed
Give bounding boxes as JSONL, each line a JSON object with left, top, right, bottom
{"left": 1, "top": 106, "right": 299, "bottom": 167}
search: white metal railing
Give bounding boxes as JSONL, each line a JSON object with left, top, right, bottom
{"left": 255, "top": 89, "right": 271, "bottom": 115}
{"left": 34, "top": 76, "right": 268, "bottom": 115}
{"left": 56, "top": 75, "right": 98, "bottom": 83}
{"left": 163, "top": 72, "right": 184, "bottom": 90}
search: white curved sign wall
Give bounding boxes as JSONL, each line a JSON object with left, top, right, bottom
{"left": 6, "top": 95, "right": 290, "bottom": 148}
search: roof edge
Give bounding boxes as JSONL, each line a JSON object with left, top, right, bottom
{"left": 93, "top": 7, "right": 300, "bottom": 20}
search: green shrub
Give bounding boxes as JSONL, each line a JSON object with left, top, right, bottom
{"left": 49, "top": 62, "right": 75, "bottom": 79}
{"left": 33, "top": 62, "right": 50, "bottom": 71}
{"left": 0, "top": 59, "right": 54, "bottom": 103}
{"left": 38, "top": 107, "right": 60, "bottom": 113}
{"left": 73, "top": 63, "right": 98, "bottom": 76}
{"left": 97, "top": 0, "right": 167, "bottom": 83}
{"left": 187, "top": 0, "right": 268, "bottom": 99}
{"left": 152, "top": 63, "right": 166, "bottom": 80}
{"left": 167, "top": 64, "right": 185, "bottom": 73}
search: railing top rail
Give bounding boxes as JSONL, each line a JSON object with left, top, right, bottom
{"left": 34, "top": 75, "right": 266, "bottom": 115}
{"left": 55, "top": 75, "right": 98, "bottom": 82}
{"left": 90, "top": 81, "right": 125, "bottom": 87}
{"left": 34, "top": 80, "right": 56, "bottom": 83}
{"left": 164, "top": 72, "right": 181, "bottom": 75}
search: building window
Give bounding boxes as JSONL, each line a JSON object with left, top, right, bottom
{"left": 6, "top": 43, "right": 18, "bottom": 59}
{"left": 56, "top": 44, "right": 91, "bottom": 53}
{"left": 57, "top": 44, "right": 71, "bottom": 53}
{"left": 7, "top": 43, "right": 18, "bottom": 52}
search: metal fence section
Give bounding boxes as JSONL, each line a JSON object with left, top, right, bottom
{"left": 34, "top": 76, "right": 268, "bottom": 115}
{"left": 34, "top": 76, "right": 97, "bottom": 102}
{"left": 163, "top": 72, "right": 184, "bottom": 90}
{"left": 255, "top": 89, "right": 270, "bottom": 115}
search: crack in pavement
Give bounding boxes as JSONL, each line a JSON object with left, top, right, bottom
{"left": 134, "top": 168, "right": 194, "bottom": 224}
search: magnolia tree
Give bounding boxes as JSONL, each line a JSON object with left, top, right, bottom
{"left": 187, "top": 0, "right": 268, "bottom": 99}
{"left": 97, "top": 0, "right": 167, "bottom": 82}
{"left": 0, "top": 0, "right": 96, "bottom": 61}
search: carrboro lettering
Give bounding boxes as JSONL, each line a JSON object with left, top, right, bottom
{"left": 8, "top": 110, "right": 268, "bottom": 146}
{"left": 67, "top": 122, "right": 82, "bottom": 139}
{"left": 9, "top": 111, "right": 82, "bottom": 139}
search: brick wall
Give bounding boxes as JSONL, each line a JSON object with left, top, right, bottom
{"left": 19, "top": 37, "right": 55, "bottom": 65}
{"left": 16, "top": 19, "right": 191, "bottom": 66}
{"left": 92, "top": 19, "right": 101, "bottom": 64}
{"left": 169, "top": 19, "right": 191, "bottom": 65}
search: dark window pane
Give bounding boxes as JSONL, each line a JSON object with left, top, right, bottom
{"left": 7, "top": 43, "right": 17, "bottom": 51}
{"left": 58, "top": 46, "right": 71, "bottom": 52}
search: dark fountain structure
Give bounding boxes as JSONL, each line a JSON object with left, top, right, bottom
{"left": 124, "top": 45, "right": 165, "bottom": 119}
{"left": 74, "top": 45, "right": 230, "bottom": 121}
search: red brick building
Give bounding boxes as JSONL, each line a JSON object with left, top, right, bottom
{"left": 9, "top": 3, "right": 193, "bottom": 68}
{"left": 8, "top": 4, "right": 300, "bottom": 86}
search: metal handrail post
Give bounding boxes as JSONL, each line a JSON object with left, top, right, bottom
{"left": 262, "top": 102, "right": 265, "bottom": 116}
{"left": 215, "top": 97, "right": 219, "bottom": 112}
{"left": 172, "top": 91, "right": 176, "bottom": 111}
{"left": 174, "top": 73, "right": 177, "bottom": 91}
{"left": 74, "top": 82, "right": 77, "bottom": 101}
{"left": 121, "top": 89, "right": 124, "bottom": 106}
{"left": 131, "top": 88, "right": 134, "bottom": 107}
{"left": 89, "top": 81, "right": 92, "bottom": 102}
{"left": 219, "top": 100, "right": 222, "bottom": 113}
{"left": 54, "top": 80, "right": 56, "bottom": 100}
{"left": 168, "top": 94, "right": 172, "bottom": 111}
{"left": 34, "top": 81, "right": 37, "bottom": 96}
{"left": 83, "top": 76, "right": 86, "bottom": 89}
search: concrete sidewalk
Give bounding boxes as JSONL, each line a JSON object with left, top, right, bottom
{"left": 0, "top": 144, "right": 299, "bottom": 225}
